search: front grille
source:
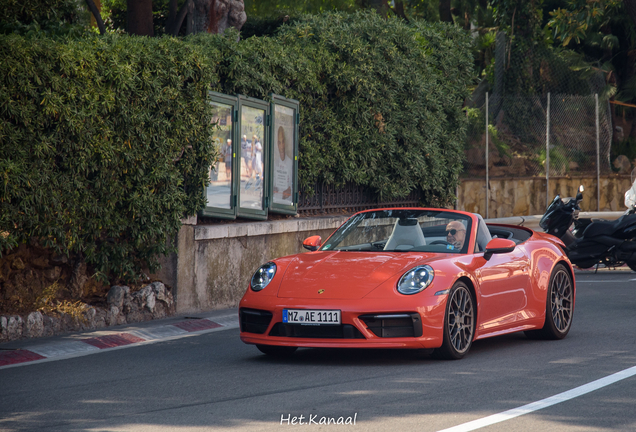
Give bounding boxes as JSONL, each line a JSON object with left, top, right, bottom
{"left": 269, "top": 323, "right": 365, "bottom": 339}
{"left": 239, "top": 308, "right": 273, "bottom": 334}
{"left": 359, "top": 313, "right": 422, "bottom": 338}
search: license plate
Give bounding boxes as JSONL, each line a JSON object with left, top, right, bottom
{"left": 283, "top": 309, "right": 341, "bottom": 325}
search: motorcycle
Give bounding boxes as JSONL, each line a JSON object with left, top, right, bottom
{"left": 540, "top": 183, "right": 636, "bottom": 270}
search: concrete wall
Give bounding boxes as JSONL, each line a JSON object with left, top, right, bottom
{"left": 458, "top": 175, "right": 633, "bottom": 218}
{"left": 157, "top": 216, "right": 348, "bottom": 314}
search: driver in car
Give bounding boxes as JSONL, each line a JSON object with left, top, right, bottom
{"left": 446, "top": 221, "right": 466, "bottom": 250}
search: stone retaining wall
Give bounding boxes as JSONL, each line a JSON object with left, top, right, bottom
{"left": 457, "top": 175, "right": 633, "bottom": 218}
{"left": 0, "top": 282, "right": 175, "bottom": 342}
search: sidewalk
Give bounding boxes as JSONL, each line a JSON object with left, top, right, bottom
{"left": 0, "top": 308, "right": 239, "bottom": 370}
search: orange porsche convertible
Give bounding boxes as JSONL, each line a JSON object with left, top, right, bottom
{"left": 239, "top": 208, "right": 575, "bottom": 360}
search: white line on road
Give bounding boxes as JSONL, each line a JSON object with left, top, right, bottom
{"left": 437, "top": 365, "right": 636, "bottom": 432}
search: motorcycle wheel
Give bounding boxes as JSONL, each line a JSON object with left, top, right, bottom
{"left": 627, "top": 261, "right": 636, "bottom": 272}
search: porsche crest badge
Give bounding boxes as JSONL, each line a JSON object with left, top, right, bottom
{"left": 318, "top": 289, "right": 325, "bottom": 294}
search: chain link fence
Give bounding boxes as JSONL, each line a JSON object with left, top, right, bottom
{"left": 465, "top": 93, "right": 612, "bottom": 178}
{"left": 463, "top": 32, "right": 614, "bottom": 216}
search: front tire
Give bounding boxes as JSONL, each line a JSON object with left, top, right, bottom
{"left": 433, "top": 282, "right": 475, "bottom": 360}
{"left": 256, "top": 344, "right": 297, "bottom": 357}
{"left": 525, "top": 264, "right": 574, "bottom": 340}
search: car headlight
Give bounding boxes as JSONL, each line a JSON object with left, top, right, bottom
{"left": 250, "top": 262, "right": 277, "bottom": 291}
{"left": 397, "top": 265, "right": 434, "bottom": 295}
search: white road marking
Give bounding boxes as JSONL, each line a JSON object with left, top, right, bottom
{"left": 206, "top": 314, "right": 241, "bottom": 328}
{"left": 27, "top": 340, "right": 101, "bottom": 358}
{"left": 437, "top": 365, "right": 636, "bottom": 432}
{"left": 128, "top": 326, "right": 189, "bottom": 341}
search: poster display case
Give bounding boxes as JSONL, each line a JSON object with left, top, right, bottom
{"left": 236, "top": 95, "right": 270, "bottom": 220}
{"left": 269, "top": 94, "right": 299, "bottom": 215}
{"left": 201, "top": 91, "right": 238, "bottom": 219}
{"left": 201, "top": 92, "right": 298, "bottom": 220}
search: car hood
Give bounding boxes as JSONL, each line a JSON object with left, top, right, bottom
{"left": 276, "top": 251, "right": 443, "bottom": 299}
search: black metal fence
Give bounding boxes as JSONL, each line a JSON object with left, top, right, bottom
{"left": 298, "top": 182, "right": 423, "bottom": 215}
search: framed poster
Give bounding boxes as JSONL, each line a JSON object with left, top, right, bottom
{"left": 237, "top": 95, "right": 270, "bottom": 220}
{"left": 201, "top": 91, "right": 238, "bottom": 219}
{"left": 269, "top": 94, "right": 299, "bottom": 215}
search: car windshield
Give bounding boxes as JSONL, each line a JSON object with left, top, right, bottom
{"left": 320, "top": 209, "right": 472, "bottom": 254}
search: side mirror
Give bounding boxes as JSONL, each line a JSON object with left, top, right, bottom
{"left": 302, "top": 235, "right": 322, "bottom": 251}
{"left": 483, "top": 238, "right": 516, "bottom": 261}
{"left": 576, "top": 184, "right": 584, "bottom": 202}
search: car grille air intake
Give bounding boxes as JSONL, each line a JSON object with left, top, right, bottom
{"left": 239, "top": 308, "right": 273, "bottom": 334}
{"left": 359, "top": 313, "right": 423, "bottom": 338}
{"left": 268, "top": 323, "right": 365, "bottom": 339}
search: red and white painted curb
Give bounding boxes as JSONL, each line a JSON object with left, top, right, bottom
{"left": 0, "top": 314, "right": 238, "bottom": 369}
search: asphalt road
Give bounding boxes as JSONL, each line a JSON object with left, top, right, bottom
{"left": 1, "top": 270, "right": 635, "bottom": 432}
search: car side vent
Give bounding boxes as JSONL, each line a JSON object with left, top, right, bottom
{"left": 239, "top": 308, "right": 273, "bottom": 334}
{"left": 359, "top": 313, "right": 423, "bottom": 338}
{"left": 269, "top": 323, "right": 365, "bottom": 339}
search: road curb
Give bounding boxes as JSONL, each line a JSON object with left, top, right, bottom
{"left": 0, "top": 313, "right": 239, "bottom": 370}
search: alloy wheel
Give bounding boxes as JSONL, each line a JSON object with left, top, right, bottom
{"left": 447, "top": 286, "right": 474, "bottom": 354}
{"left": 550, "top": 268, "right": 573, "bottom": 332}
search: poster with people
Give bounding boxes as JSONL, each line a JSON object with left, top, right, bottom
{"left": 206, "top": 101, "right": 233, "bottom": 209}
{"left": 273, "top": 105, "right": 295, "bottom": 206}
{"left": 240, "top": 106, "right": 265, "bottom": 210}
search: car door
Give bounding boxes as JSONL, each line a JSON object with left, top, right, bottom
{"left": 474, "top": 245, "right": 532, "bottom": 335}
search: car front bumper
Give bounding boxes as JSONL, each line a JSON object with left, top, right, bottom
{"left": 238, "top": 294, "right": 448, "bottom": 349}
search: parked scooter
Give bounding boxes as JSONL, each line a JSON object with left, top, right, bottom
{"left": 540, "top": 184, "right": 636, "bottom": 270}
{"left": 571, "top": 186, "right": 636, "bottom": 239}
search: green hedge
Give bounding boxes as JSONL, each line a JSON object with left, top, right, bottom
{"left": 0, "top": 0, "right": 86, "bottom": 36}
{"left": 0, "top": 34, "right": 217, "bottom": 280}
{"left": 214, "top": 12, "right": 473, "bottom": 203}
{"left": 0, "top": 11, "right": 472, "bottom": 283}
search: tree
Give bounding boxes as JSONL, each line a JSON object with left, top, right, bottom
{"left": 85, "top": 0, "right": 106, "bottom": 34}
{"left": 547, "top": 0, "right": 636, "bottom": 134}
{"left": 206, "top": 0, "right": 247, "bottom": 34}
{"left": 100, "top": 0, "right": 246, "bottom": 36}
{"left": 127, "top": 0, "right": 154, "bottom": 35}
{"left": 439, "top": 0, "right": 452, "bottom": 22}
{"left": 491, "top": 0, "right": 546, "bottom": 95}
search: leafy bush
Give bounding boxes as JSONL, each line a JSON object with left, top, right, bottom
{"left": 1, "top": 11, "right": 472, "bottom": 284}
{"left": 240, "top": 12, "right": 302, "bottom": 38}
{"left": 0, "top": 0, "right": 88, "bottom": 36}
{"left": 219, "top": 12, "right": 473, "bottom": 204}
{"left": 0, "top": 34, "right": 217, "bottom": 280}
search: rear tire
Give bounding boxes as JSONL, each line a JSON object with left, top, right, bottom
{"left": 433, "top": 281, "right": 475, "bottom": 360}
{"left": 256, "top": 344, "right": 297, "bottom": 357}
{"left": 627, "top": 260, "right": 636, "bottom": 272}
{"left": 525, "top": 264, "right": 574, "bottom": 340}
